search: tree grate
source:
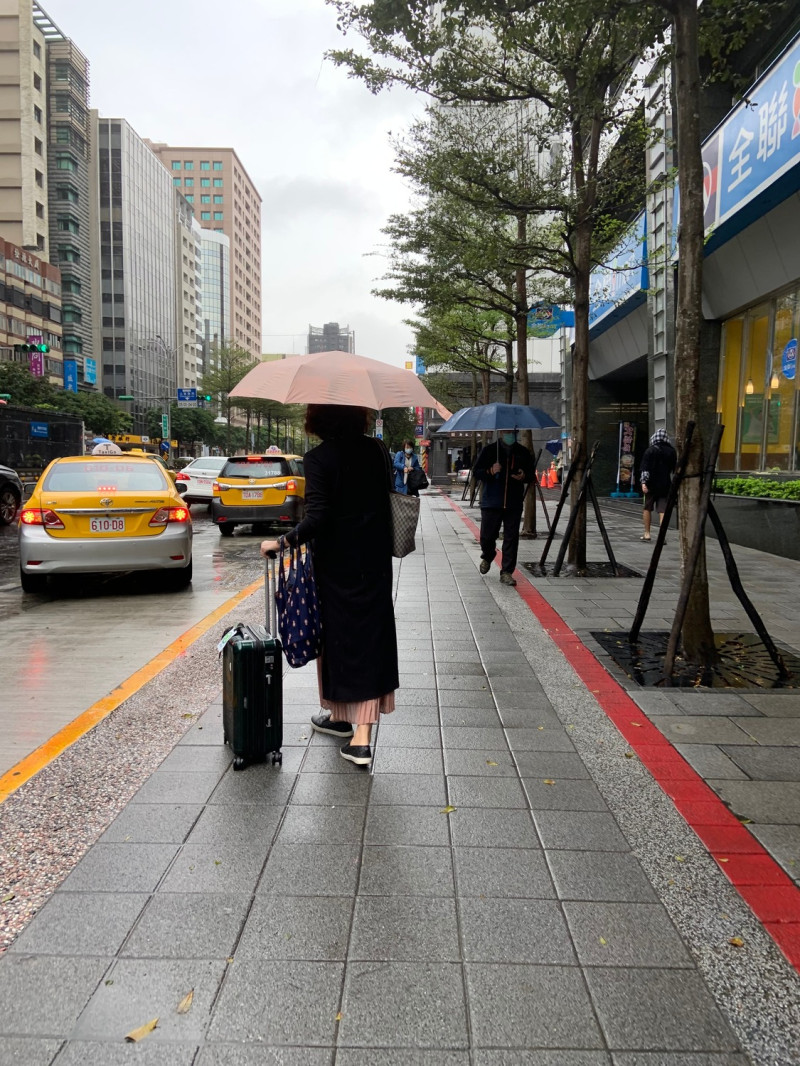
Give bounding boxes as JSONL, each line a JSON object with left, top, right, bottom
{"left": 523, "top": 561, "right": 642, "bottom": 579}
{"left": 590, "top": 630, "right": 800, "bottom": 689}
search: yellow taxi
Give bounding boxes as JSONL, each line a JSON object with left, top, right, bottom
{"left": 18, "top": 454, "right": 193, "bottom": 594}
{"left": 210, "top": 450, "right": 305, "bottom": 536}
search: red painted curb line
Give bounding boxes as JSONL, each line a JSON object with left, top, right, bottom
{"left": 442, "top": 490, "right": 800, "bottom": 971}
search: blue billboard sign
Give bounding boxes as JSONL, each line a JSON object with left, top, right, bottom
{"left": 703, "top": 33, "right": 800, "bottom": 230}
{"left": 415, "top": 356, "right": 426, "bottom": 375}
{"left": 63, "top": 360, "right": 78, "bottom": 393}
{"left": 782, "top": 338, "right": 797, "bottom": 381}
{"left": 84, "top": 357, "right": 97, "bottom": 385}
{"left": 30, "top": 422, "right": 49, "bottom": 439}
{"left": 588, "top": 212, "right": 648, "bottom": 328}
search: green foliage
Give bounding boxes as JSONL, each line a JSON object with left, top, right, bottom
{"left": 0, "top": 362, "right": 58, "bottom": 406}
{"left": 371, "top": 408, "right": 417, "bottom": 451}
{"left": 714, "top": 477, "right": 800, "bottom": 501}
{"left": 0, "top": 363, "right": 131, "bottom": 435}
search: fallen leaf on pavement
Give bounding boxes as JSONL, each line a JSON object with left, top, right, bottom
{"left": 125, "top": 1018, "right": 158, "bottom": 1042}
{"left": 335, "top": 1012, "right": 343, "bottom": 1022}
{"left": 729, "top": 936, "right": 744, "bottom": 947}
{"left": 624, "top": 752, "right": 634, "bottom": 759}
{"left": 440, "top": 805, "right": 457, "bottom": 814}
{"left": 543, "top": 779, "right": 555, "bottom": 785}
{"left": 718, "top": 857, "right": 729, "bottom": 863}
{"left": 486, "top": 760, "right": 498, "bottom": 766}
{"left": 2, "top": 892, "right": 15, "bottom": 903}
{"left": 599, "top": 937, "right": 607, "bottom": 946}
{"left": 176, "top": 990, "right": 194, "bottom": 1014}
{"left": 630, "top": 722, "right": 641, "bottom": 727}
{"left": 675, "top": 855, "right": 685, "bottom": 862}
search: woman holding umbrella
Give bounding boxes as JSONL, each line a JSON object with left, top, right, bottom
{"left": 260, "top": 404, "right": 398, "bottom": 767}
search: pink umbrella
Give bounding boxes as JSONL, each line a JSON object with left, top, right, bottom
{"left": 229, "top": 350, "right": 450, "bottom": 414}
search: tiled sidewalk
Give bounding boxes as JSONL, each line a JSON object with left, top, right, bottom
{"left": 2, "top": 493, "right": 798, "bottom": 1064}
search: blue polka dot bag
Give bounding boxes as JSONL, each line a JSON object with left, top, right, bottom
{"left": 274, "top": 542, "right": 323, "bottom": 668}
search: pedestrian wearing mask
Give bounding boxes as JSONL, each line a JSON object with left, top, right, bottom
{"left": 473, "top": 431, "right": 536, "bottom": 586}
{"left": 640, "top": 428, "right": 677, "bottom": 541}
{"left": 393, "top": 439, "right": 423, "bottom": 496}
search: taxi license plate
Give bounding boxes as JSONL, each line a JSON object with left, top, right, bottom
{"left": 197, "top": 478, "right": 212, "bottom": 485}
{"left": 242, "top": 489, "right": 263, "bottom": 500}
{"left": 90, "top": 517, "right": 125, "bottom": 533}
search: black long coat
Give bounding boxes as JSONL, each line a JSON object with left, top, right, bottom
{"left": 286, "top": 434, "right": 399, "bottom": 703}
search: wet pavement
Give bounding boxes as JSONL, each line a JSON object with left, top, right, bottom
{"left": 0, "top": 489, "right": 798, "bottom": 1065}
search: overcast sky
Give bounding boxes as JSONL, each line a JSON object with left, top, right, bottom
{"left": 43, "top": 0, "right": 422, "bottom": 367}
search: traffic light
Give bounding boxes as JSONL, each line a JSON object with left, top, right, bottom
{"left": 13, "top": 343, "right": 49, "bottom": 353}
{"left": 203, "top": 393, "right": 212, "bottom": 402}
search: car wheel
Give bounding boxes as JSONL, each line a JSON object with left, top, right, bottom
{"left": 20, "top": 567, "right": 47, "bottom": 594}
{"left": 218, "top": 522, "right": 235, "bottom": 537}
{"left": 168, "top": 558, "right": 193, "bottom": 590}
{"left": 0, "top": 485, "right": 21, "bottom": 525}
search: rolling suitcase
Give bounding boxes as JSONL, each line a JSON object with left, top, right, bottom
{"left": 221, "top": 555, "right": 283, "bottom": 770}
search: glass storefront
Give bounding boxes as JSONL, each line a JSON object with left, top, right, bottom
{"left": 717, "top": 283, "right": 800, "bottom": 472}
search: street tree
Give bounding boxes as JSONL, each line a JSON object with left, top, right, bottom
{"left": 200, "top": 345, "right": 258, "bottom": 454}
{"left": 328, "top": 0, "right": 664, "bottom": 567}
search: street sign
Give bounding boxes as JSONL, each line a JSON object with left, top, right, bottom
{"left": 375, "top": 418, "right": 384, "bottom": 430}
{"left": 177, "top": 387, "right": 197, "bottom": 408}
{"left": 161, "top": 415, "right": 169, "bottom": 438}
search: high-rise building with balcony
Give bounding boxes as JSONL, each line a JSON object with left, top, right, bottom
{"left": 198, "top": 227, "right": 230, "bottom": 377}
{"left": 91, "top": 115, "right": 177, "bottom": 433}
{"left": 147, "top": 142, "right": 261, "bottom": 358}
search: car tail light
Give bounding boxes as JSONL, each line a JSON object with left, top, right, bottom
{"left": 212, "top": 481, "right": 221, "bottom": 495}
{"left": 176, "top": 472, "right": 190, "bottom": 482}
{"left": 286, "top": 478, "right": 298, "bottom": 493}
{"left": 20, "top": 508, "right": 64, "bottom": 529}
{"left": 149, "top": 506, "right": 191, "bottom": 526}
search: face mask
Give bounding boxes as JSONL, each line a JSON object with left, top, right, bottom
{"left": 404, "top": 447, "right": 413, "bottom": 455}
{"left": 501, "top": 433, "right": 515, "bottom": 446}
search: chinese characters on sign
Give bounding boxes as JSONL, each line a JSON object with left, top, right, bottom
{"left": 704, "top": 37, "right": 800, "bottom": 229}
{"left": 615, "top": 422, "right": 637, "bottom": 495}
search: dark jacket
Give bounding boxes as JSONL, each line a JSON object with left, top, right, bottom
{"left": 472, "top": 440, "right": 536, "bottom": 510}
{"left": 393, "top": 450, "right": 422, "bottom": 495}
{"left": 286, "top": 435, "right": 399, "bottom": 703}
{"left": 640, "top": 440, "right": 677, "bottom": 498}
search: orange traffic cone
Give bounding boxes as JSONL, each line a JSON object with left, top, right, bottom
{"left": 539, "top": 470, "right": 548, "bottom": 487}
{"left": 548, "top": 464, "right": 558, "bottom": 488}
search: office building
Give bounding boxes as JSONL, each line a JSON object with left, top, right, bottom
{"left": 33, "top": 2, "right": 94, "bottom": 374}
{"left": 92, "top": 115, "right": 177, "bottom": 433}
{"left": 198, "top": 227, "right": 230, "bottom": 377}
{"left": 174, "top": 196, "right": 201, "bottom": 389}
{"left": 307, "top": 321, "right": 355, "bottom": 354}
{"left": 148, "top": 143, "right": 261, "bottom": 358}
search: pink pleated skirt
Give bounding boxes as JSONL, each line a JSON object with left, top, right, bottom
{"left": 316, "top": 658, "right": 396, "bottom": 725}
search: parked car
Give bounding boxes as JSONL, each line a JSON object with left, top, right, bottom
{"left": 0, "top": 463, "right": 23, "bottom": 525}
{"left": 210, "top": 452, "right": 305, "bottom": 536}
{"left": 18, "top": 454, "right": 192, "bottom": 593}
{"left": 175, "top": 455, "right": 229, "bottom": 506}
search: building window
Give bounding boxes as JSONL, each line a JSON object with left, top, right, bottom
{"left": 173, "top": 177, "right": 181, "bottom": 186}
{"left": 34, "top": 105, "right": 42, "bottom": 124}
{"left": 171, "top": 160, "right": 181, "bottom": 169}
{"left": 200, "top": 195, "right": 210, "bottom": 204}
{"left": 213, "top": 161, "right": 223, "bottom": 170}
{"left": 184, "top": 177, "right": 194, "bottom": 187}
{"left": 56, "top": 185, "right": 78, "bottom": 202}
{"left": 185, "top": 195, "right": 194, "bottom": 203}
{"left": 55, "top": 153, "right": 77, "bottom": 172}
{"left": 63, "top": 307, "right": 83, "bottom": 324}
{"left": 33, "top": 40, "right": 41, "bottom": 58}
{"left": 34, "top": 137, "right": 43, "bottom": 155}
{"left": 58, "top": 217, "right": 80, "bottom": 234}
{"left": 200, "top": 178, "right": 210, "bottom": 187}
{"left": 213, "top": 195, "right": 223, "bottom": 204}
{"left": 200, "top": 161, "right": 210, "bottom": 170}
{"left": 213, "top": 178, "right": 223, "bottom": 187}
{"left": 200, "top": 211, "right": 211, "bottom": 220}
{"left": 35, "top": 169, "right": 43, "bottom": 187}
{"left": 184, "top": 161, "right": 194, "bottom": 170}
{"left": 213, "top": 212, "right": 223, "bottom": 221}
{"left": 214, "top": 227, "right": 223, "bottom": 232}
{"left": 33, "top": 73, "right": 41, "bottom": 91}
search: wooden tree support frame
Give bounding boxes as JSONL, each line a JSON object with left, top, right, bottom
{"left": 538, "top": 442, "right": 621, "bottom": 576}
{"left": 520, "top": 448, "right": 552, "bottom": 536}
{"left": 629, "top": 420, "right": 791, "bottom": 684}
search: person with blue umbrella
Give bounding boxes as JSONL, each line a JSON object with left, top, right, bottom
{"left": 472, "top": 428, "right": 536, "bottom": 586}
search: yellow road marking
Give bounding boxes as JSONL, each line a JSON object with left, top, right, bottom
{"left": 0, "top": 576, "right": 264, "bottom": 804}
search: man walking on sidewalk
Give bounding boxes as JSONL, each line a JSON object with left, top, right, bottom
{"left": 473, "top": 432, "right": 536, "bottom": 585}
{"left": 640, "top": 427, "right": 677, "bottom": 541}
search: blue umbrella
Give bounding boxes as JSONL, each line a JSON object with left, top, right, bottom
{"left": 437, "top": 403, "right": 558, "bottom": 433}
{"left": 545, "top": 439, "right": 562, "bottom": 456}
{"left": 91, "top": 436, "right": 112, "bottom": 445}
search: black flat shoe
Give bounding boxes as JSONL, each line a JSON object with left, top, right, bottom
{"left": 340, "top": 743, "right": 372, "bottom": 766}
{"left": 311, "top": 714, "right": 354, "bottom": 738}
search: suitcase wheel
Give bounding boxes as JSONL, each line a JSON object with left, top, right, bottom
{"left": 233, "top": 757, "right": 246, "bottom": 771}
{"left": 272, "top": 751, "right": 283, "bottom": 766}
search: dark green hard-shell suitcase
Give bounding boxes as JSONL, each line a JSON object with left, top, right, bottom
{"left": 222, "top": 556, "right": 283, "bottom": 770}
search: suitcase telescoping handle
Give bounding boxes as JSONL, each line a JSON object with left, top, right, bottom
{"left": 264, "top": 550, "right": 278, "bottom": 636}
